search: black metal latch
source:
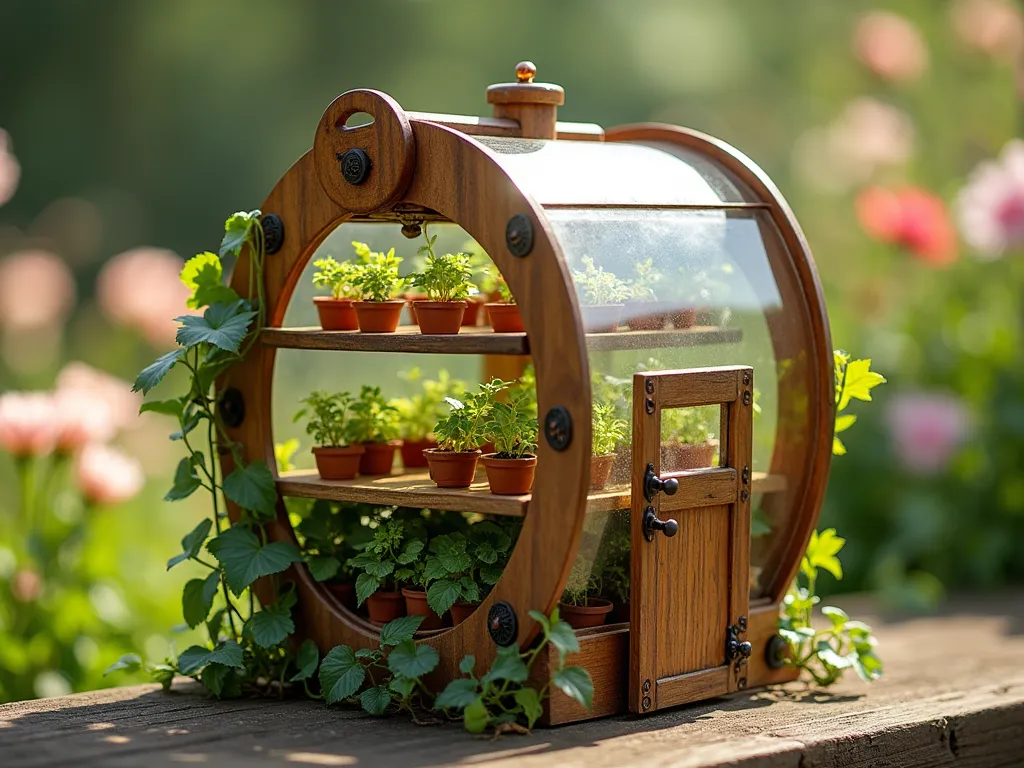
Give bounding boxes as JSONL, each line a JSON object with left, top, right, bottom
{"left": 642, "top": 505, "right": 678, "bottom": 542}
{"left": 726, "top": 618, "right": 752, "bottom": 664}
{"left": 643, "top": 463, "right": 678, "bottom": 502}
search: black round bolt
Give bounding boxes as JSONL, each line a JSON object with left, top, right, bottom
{"left": 642, "top": 696, "right": 651, "bottom": 710}
{"left": 219, "top": 388, "right": 245, "bottom": 428}
{"left": 743, "top": 391, "right": 752, "bottom": 406}
{"left": 741, "top": 489, "right": 749, "bottom": 502}
{"left": 642, "top": 680, "right": 651, "bottom": 693}
{"left": 487, "top": 602, "right": 518, "bottom": 647}
{"left": 505, "top": 214, "right": 534, "bottom": 257}
{"left": 339, "top": 148, "right": 371, "bottom": 185}
{"left": 543, "top": 406, "right": 572, "bottom": 451}
{"left": 400, "top": 222, "right": 422, "bottom": 239}
{"left": 766, "top": 635, "right": 788, "bottom": 669}
{"left": 645, "top": 378, "right": 655, "bottom": 394}
{"left": 261, "top": 214, "right": 285, "bottom": 254}
{"left": 645, "top": 398, "right": 656, "bottom": 414}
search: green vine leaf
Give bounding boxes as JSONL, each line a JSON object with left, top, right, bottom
{"left": 244, "top": 603, "right": 295, "bottom": 648}
{"left": 222, "top": 461, "right": 276, "bottom": 518}
{"left": 178, "top": 640, "right": 244, "bottom": 675}
{"left": 546, "top": 615, "right": 580, "bottom": 666}
{"left": 481, "top": 645, "right": 528, "bottom": 686}
{"left": 838, "top": 359, "right": 886, "bottom": 410}
{"left": 182, "top": 572, "right": 220, "bottom": 629}
{"left": 306, "top": 555, "right": 341, "bottom": 582}
{"left": 553, "top": 666, "right": 594, "bottom": 710}
{"left": 426, "top": 579, "right": 461, "bottom": 617}
{"left": 201, "top": 662, "right": 242, "bottom": 699}
{"left": 167, "top": 518, "right": 213, "bottom": 570}
{"left": 103, "top": 653, "right": 142, "bottom": 676}
{"left": 166, "top": 457, "right": 202, "bottom": 502}
{"left": 206, "top": 526, "right": 302, "bottom": 596}
{"left": 220, "top": 210, "right": 260, "bottom": 258}
{"left": 389, "top": 675, "right": 415, "bottom": 697}
{"left": 513, "top": 687, "right": 543, "bottom": 728}
{"left": 359, "top": 685, "right": 392, "bottom": 716}
{"left": 801, "top": 529, "right": 845, "bottom": 581}
{"left": 378, "top": 615, "right": 424, "bottom": 648}
{"left": 387, "top": 639, "right": 439, "bottom": 679}
{"left": 140, "top": 398, "right": 185, "bottom": 418}
{"left": 290, "top": 640, "right": 320, "bottom": 682}
{"left": 355, "top": 572, "right": 381, "bottom": 606}
{"left": 181, "top": 251, "right": 240, "bottom": 310}
{"left": 435, "top": 677, "right": 479, "bottom": 710}
{"left": 175, "top": 301, "right": 256, "bottom": 353}
{"left": 319, "top": 646, "right": 366, "bottom": 705}
{"left": 459, "top": 655, "right": 476, "bottom": 675}
{"left": 133, "top": 349, "right": 184, "bottom": 395}
{"left": 463, "top": 697, "right": 490, "bottom": 734}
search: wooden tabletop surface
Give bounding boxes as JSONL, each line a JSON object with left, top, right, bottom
{"left": 2, "top": 592, "right": 1023, "bottom": 768}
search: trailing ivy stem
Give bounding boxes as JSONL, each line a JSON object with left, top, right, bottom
{"left": 207, "top": 413, "right": 240, "bottom": 642}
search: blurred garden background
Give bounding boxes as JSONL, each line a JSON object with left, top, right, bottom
{"left": 1, "top": 0, "right": 1023, "bottom": 702}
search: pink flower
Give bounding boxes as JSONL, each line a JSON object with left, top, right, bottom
{"left": 0, "top": 250, "right": 76, "bottom": 332}
{"left": 0, "top": 391, "right": 59, "bottom": 457}
{"left": 886, "top": 392, "right": 971, "bottom": 474}
{"left": 853, "top": 11, "right": 929, "bottom": 83}
{"left": 53, "top": 389, "right": 115, "bottom": 453}
{"left": 96, "top": 247, "right": 193, "bottom": 348}
{"left": 856, "top": 186, "right": 959, "bottom": 266}
{"left": 0, "top": 129, "right": 20, "bottom": 208}
{"left": 56, "top": 362, "right": 140, "bottom": 434}
{"left": 951, "top": 0, "right": 1024, "bottom": 61}
{"left": 956, "top": 140, "right": 1024, "bottom": 259}
{"left": 75, "top": 443, "right": 144, "bottom": 505}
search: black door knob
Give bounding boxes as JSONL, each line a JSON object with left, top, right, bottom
{"left": 642, "top": 507, "right": 679, "bottom": 542}
{"left": 643, "top": 464, "right": 679, "bottom": 501}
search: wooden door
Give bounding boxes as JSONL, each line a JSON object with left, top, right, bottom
{"left": 629, "top": 366, "right": 754, "bottom": 713}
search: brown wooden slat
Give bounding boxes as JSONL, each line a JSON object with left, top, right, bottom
{"left": 655, "top": 666, "right": 731, "bottom": 709}
{"left": 653, "top": 366, "right": 741, "bottom": 409}
{"left": 658, "top": 467, "right": 738, "bottom": 512}
{"left": 585, "top": 471, "right": 783, "bottom": 514}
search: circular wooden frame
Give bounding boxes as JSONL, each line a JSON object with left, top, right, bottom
{"left": 220, "top": 112, "right": 593, "bottom": 678}
{"left": 606, "top": 124, "right": 835, "bottom": 601}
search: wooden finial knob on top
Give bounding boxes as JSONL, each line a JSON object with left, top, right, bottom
{"left": 487, "top": 60, "right": 564, "bottom": 139}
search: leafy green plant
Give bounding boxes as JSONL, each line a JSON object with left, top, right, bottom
{"left": 319, "top": 614, "right": 438, "bottom": 719}
{"left": 832, "top": 351, "right": 886, "bottom": 456}
{"left": 779, "top": 529, "right": 883, "bottom": 686}
{"left": 661, "top": 405, "right": 715, "bottom": 445}
{"left": 350, "top": 245, "right": 406, "bottom": 302}
{"left": 312, "top": 256, "right": 362, "bottom": 300}
{"left": 561, "top": 555, "right": 601, "bottom": 607}
{"left": 423, "top": 522, "right": 512, "bottom": 616}
{"left": 485, "top": 388, "right": 538, "bottom": 459}
{"left": 593, "top": 402, "right": 626, "bottom": 456}
{"left": 297, "top": 501, "right": 375, "bottom": 584}
{"left": 412, "top": 227, "right": 475, "bottom": 302}
{"left": 294, "top": 390, "right": 353, "bottom": 447}
{"left": 627, "top": 257, "right": 661, "bottom": 302}
{"left": 115, "top": 211, "right": 311, "bottom": 698}
{"left": 497, "top": 278, "right": 515, "bottom": 304}
{"left": 570, "top": 256, "right": 630, "bottom": 306}
{"left": 349, "top": 520, "right": 424, "bottom": 605}
{"left": 598, "top": 511, "right": 630, "bottom": 604}
{"left": 348, "top": 385, "right": 400, "bottom": 444}
{"left": 433, "top": 378, "right": 511, "bottom": 452}
{"left": 435, "top": 608, "right": 593, "bottom": 734}
{"left": 392, "top": 368, "right": 466, "bottom": 442}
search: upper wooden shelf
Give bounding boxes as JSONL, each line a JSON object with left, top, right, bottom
{"left": 276, "top": 468, "right": 786, "bottom": 518}
{"left": 260, "top": 325, "right": 742, "bottom": 355}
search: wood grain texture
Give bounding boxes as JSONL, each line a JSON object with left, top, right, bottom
{"left": 648, "top": 366, "right": 740, "bottom": 409}
{"left": 657, "top": 468, "right": 737, "bottom": 512}
{"left": 583, "top": 471, "right": 783, "bottom": 514}
{"left": 7, "top": 593, "right": 1024, "bottom": 767}
{"left": 605, "top": 124, "right": 835, "bottom": 609}
{"left": 656, "top": 667, "right": 731, "bottom": 709}
{"left": 407, "top": 111, "right": 605, "bottom": 141}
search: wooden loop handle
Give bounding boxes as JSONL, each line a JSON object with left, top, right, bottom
{"left": 313, "top": 89, "right": 415, "bottom": 214}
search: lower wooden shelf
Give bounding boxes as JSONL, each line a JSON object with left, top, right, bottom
{"left": 277, "top": 468, "right": 787, "bottom": 517}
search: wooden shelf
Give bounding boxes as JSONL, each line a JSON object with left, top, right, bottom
{"left": 277, "top": 468, "right": 786, "bottom": 518}
{"left": 260, "top": 325, "right": 741, "bottom": 355}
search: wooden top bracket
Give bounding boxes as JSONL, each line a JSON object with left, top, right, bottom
{"left": 486, "top": 61, "right": 565, "bottom": 140}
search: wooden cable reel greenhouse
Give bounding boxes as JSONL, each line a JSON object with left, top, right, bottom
{"left": 219, "top": 62, "right": 834, "bottom": 724}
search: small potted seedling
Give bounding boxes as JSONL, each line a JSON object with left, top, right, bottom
{"left": 409, "top": 228, "right": 475, "bottom": 334}
{"left": 297, "top": 500, "right": 374, "bottom": 611}
{"left": 424, "top": 522, "right": 512, "bottom": 625}
{"left": 393, "top": 367, "right": 466, "bottom": 469}
{"left": 481, "top": 387, "right": 538, "bottom": 495}
{"left": 349, "top": 519, "right": 424, "bottom": 624}
{"left": 591, "top": 402, "right": 627, "bottom": 490}
{"left": 661, "top": 405, "right": 718, "bottom": 471}
{"left": 350, "top": 243, "right": 408, "bottom": 332}
{"left": 348, "top": 385, "right": 402, "bottom": 476}
{"left": 425, "top": 379, "right": 510, "bottom": 488}
{"left": 559, "top": 562, "right": 612, "bottom": 629}
{"left": 599, "top": 512, "right": 631, "bottom": 623}
{"left": 295, "top": 390, "right": 362, "bottom": 480}
{"left": 311, "top": 255, "right": 362, "bottom": 330}
{"left": 484, "top": 276, "right": 525, "bottom": 333}
{"left": 623, "top": 258, "right": 667, "bottom": 331}
{"left": 570, "top": 256, "right": 630, "bottom": 333}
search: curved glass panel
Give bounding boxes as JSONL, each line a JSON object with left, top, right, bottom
{"left": 475, "top": 137, "right": 750, "bottom": 206}
{"left": 547, "top": 207, "right": 810, "bottom": 601}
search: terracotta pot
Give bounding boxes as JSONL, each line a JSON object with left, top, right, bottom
{"left": 610, "top": 601, "right": 630, "bottom": 624}
{"left": 670, "top": 307, "right": 697, "bottom": 329}
{"left": 661, "top": 440, "right": 717, "bottom": 472}
{"left": 624, "top": 301, "right": 668, "bottom": 331}
{"left": 481, "top": 453, "right": 537, "bottom": 495}
{"left": 581, "top": 304, "right": 624, "bottom": 333}
{"left": 480, "top": 440, "right": 496, "bottom": 455}
{"left": 462, "top": 299, "right": 483, "bottom": 327}
{"left": 450, "top": 601, "right": 479, "bottom": 625}
{"left": 400, "top": 438, "right": 436, "bottom": 469}
{"left": 312, "top": 445, "right": 365, "bottom": 480}
{"left": 414, "top": 300, "right": 466, "bottom": 335}
{"left": 424, "top": 449, "right": 481, "bottom": 488}
{"left": 358, "top": 441, "right": 399, "bottom": 475}
{"left": 354, "top": 300, "right": 405, "bottom": 333}
{"left": 590, "top": 454, "right": 616, "bottom": 490}
{"left": 405, "top": 292, "right": 429, "bottom": 324}
{"left": 313, "top": 297, "right": 359, "bottom": 331}
{"left": 366, "top": 590, "right": 405, "bottom": 624}
{"left": 327, "top": 582, "right": 357, "bottom": 612}
{"left": 484, "top": 302, "right": 526, "bottom": 333}
{"left": 559, "top": 598, "right": 614, "bottom": 629}
{"left": 402, "top": 586, "right": 444, "bottom": 630}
